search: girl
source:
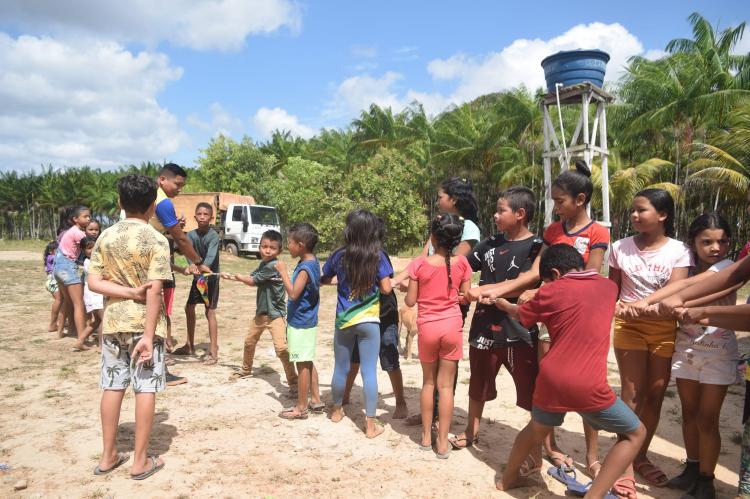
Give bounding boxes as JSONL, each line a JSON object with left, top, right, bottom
{"left": 81, "top": 236, "right": 104, "bottom": 347}
{"left": 85, "top": 219, "right": 101, "bottom": 239}
{"left": 626, "top": 213, "right": 735, "bottom": 499}
{"left": 405, "top": 214, "right": 471, "bottom": 459}
{"left": 53, "top": 205, "right": 92, "bottom": 351}
{"left": 44, "top": 241, "right": 63, "bottom": 333}
{"left": 539, "top": 160, "right": 610, "bottom": 476}
{"left": 609, "top": 189, "right": 692, "bottom": 492}
{"left": 322, "top": 210, "right": 394, "bottom": 439}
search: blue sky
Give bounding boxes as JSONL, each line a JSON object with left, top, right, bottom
{"left": 0, "top": 0, "right": 747, "bottom": 172}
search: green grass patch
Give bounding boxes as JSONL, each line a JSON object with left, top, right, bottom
{"left": 0, "top": 239, "right": 47, "bottom": 251}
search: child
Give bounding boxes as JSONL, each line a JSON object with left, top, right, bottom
{"left": 86, "top": 219, "right": 101, "bottom": 239}
{"left": 322, "top": 209, "right": 393, "bottom": 439}
{"left": 275, "top": 223, "right": 323, "bottom": 419}
{"left": 87, "top": 174, "right": 171, "bottom": 480}
{"left": 53, "top": 205, "right": 92, "bottom": 351}
{"left": 609, "top": 188, "right": 692, "bottom": 489}
{"left": 404, "top": 213, "right": 471, "bottom": 458}
{"left": 494, "top": 244, "right": 646, "bottom": 497}
{"left": 81, "top": 236, "right": 104, "bottom": 345}
{"left": 226, "top": 230, "right": 297, "bottom": 388}
{"left": 624, "top": 213, "right": 736, "bottom": 498}
{"left": 536, "top": 160, "right": 610, "bottom": 475}
{"left": 450, "top": 187, "right": 543, "bottom": 475}
{"left": 44, "top": 241, "right": 63, "bottom": 333}
{"left": 173, "top": 203, "right": 220, "bottom": 364}
{"left": 343, "top": 216, "right": 408, "bottom": 420}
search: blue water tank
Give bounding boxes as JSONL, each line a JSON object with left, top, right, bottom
{"left": 541, "top": 49, "right": 610, "bottom": 93}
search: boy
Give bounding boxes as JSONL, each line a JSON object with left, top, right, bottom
{"left": 494, "top": 244, "right": 646, "bottom": 498}
{"left": 87, "top": 174, "right": 172, "bottom": 480}
{"left": 275, "top": 223, "right": 324, "bottom": 419}
{"left": 174, "top": 202, "right": 220, "bottom": 364}
{"left": 227, "top": 230, "right": 297, "bottom": 388}
{"left": 450, "top": 187, "right": 543, "bottom": 472}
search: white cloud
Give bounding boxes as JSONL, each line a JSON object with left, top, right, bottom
{"left": 325, "top": 71, "right": 406, "bottom": 119}
{"left": 350, "top": 45, "right": 377, "bottom": 59}
{"left": 252, "top": 107, "right": 315, "bottom": 139}
{"left": 393, "top": 46, "right": 419, "bottom": 61}
{"left": 187, "top": 102, "right": 244, "bottom": 137}
{"left": 0, "top": 0, "right": 301, "bottom": 51}
{"left": 0, "top": 33, "right": 186, "bottom": 171}
{"left": 734, "top": 33, "right": 750, "bottom": 55}
{"left": 643, "top": 49, "right": 668, "bottom": 60}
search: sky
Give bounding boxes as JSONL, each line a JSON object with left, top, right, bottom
{"left": 0, "top": 0, "right": 748, "bottom": 173}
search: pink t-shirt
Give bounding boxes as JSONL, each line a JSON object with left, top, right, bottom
{"left": 58, "top": 226, "right": 86, "bottom": 260}
{"left": 407, "top": 254, "right": 472, "bottom": 325}
{"left": 608, "top": 236, "right": 692, "bottom": 302}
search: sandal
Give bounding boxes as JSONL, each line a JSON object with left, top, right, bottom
{"left": 308, "top": 402, "right": 325, "bottom": 414}
{"left": 130, "top": 456, "right": 164, "bottom": 480}
{"left": 612, "top": 475, "right": 637, "bottom": 498}
{"left": 202, "top": 354, "right": 218, "bottom": 366}
{"left": 634, "top": 460, "right": 668, "bottom": 487}
{"left": 171, "top": 344, "right": 193, "bottom": 356}
{"left": 519, "top": 454, "right": 542, "bottom": 477}
{"left": 279, "top": 407, "right": 308, "bottom": 420}
{"left": 545, "top": 452, "right": 574, "bottom": 472}
{"left": 93, "top": 452, "right": 129, "bottom": 475}
{"left": 448, "top": 434, "right": 478, "bottom": 449}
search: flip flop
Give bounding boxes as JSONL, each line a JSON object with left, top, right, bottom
{"left": 545, "top": 452, "right": 574, "bottom": 472}
{"left": 612, "top": 475, "right": 637, "bottom": 498}
{"left": 130, "top": 456, "right": 164, "bottom": 480}
{"left": 93, "top": 452, "right": 129, "bottom": 475}
{"left": 418, "top": 442, "right": 432, "bottom": 451}
{"left": 279, "top": 407, "right": 308, "bottom": 420}
{"left": 448, "top": 434, "right": 478, "bottom": 449}
{"left": 548, "top": 465, "right": 580, "bottom": 487}
{"left": 308, "top": 402, "right": 325, "bottom": 414}
{"left": 634, "top": 460, "right": 668, "bottom": 487}
{"left": 435, "top": 448, "right": 450, "bottom": 460}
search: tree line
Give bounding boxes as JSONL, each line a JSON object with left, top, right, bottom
{"left": 1, "top": 12, "right": 749, "bottom": 253}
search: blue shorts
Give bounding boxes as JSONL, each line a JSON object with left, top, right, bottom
{"left": 351, "top": 323, "right": 400, "bottom": 372}
{"left": 53, "top": 250, "right": 81, "bottom": 286}
{"left": 532, "top": 397, "right": 641, "bottom": 435}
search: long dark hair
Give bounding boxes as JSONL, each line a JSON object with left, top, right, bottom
{"left": 553, "top": 159, "right": 593, "bottom": 206}
{"left": 342, "top": 210, "right": 383, "bottom": 298}
{"left": 430, "top": 213, "right": 464, "bottom": 292}
{"left": 441, "top": 177, "right": 479, "bottom": 223}
{"left": 635, "top": 188, "right": 675, "bottom": 237}
{"left": 687, "top": 212, "right": 731, "bottom": 262}
{"left": 43, "top": 241, "right": 58, "bottom": 264}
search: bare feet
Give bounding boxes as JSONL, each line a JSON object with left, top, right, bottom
{"left": 330, "top": 406, "right": 345, "bottom": 423}
{"left": 72, "top": 342, "right": 91, "bottom": 352}
{"left": 365, "top": 418, "right": 384, "bottom": 439}
{"left": 171, "top": 344, "right": 194, "bottom": 356}
{"left": 392, "top": 403, "right": 408, "bottom": 419}
{"left": 496, "top": 475, "right": 539, "bottom": 491}
{"left": 587, "top": 459, "right": 601, "bottom": 479}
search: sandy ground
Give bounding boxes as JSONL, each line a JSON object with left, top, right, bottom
{"left": 0, "top": 250, "right": 745, "bottom": 498}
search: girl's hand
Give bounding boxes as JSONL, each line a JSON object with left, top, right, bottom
{"left": 676, "top": 307, "right": 709, "bottom": 325}
{"left": 517, "top": 289, "right": 538, "bottom": 304}
{"left": 457, "top": 292, "right": 469, "bottom": 305}
{"left": 627, "top": 300, "right": 650, "bottom": 314}
{"left": 658, "top": 295, "right": 683, "bottom": 316}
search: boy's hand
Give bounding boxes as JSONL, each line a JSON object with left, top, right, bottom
{"left": 233, "top": 273, "right": 246, "bottom": 282}
{"left": 187, "top": 263, "right": 200, "bottom": 275}
{"left": 132, "top": 336, "right": 154, "bottom": 364}
{"left": 676, "top": 306, "right": 709, "bottom": 325}
{"left": 658, "top": 295, "right": 683, "bottom": 316}
{"left": 220, "top": 272, "right": 234, "bottom": 280}
{"left": 495, "top": 297, "right": 512, "bottom": 311}
{"left": 465, "top": 287, "right": 482, "bottom": 302}
{"left": 198, "top": 264, "right": 212, "bottom": 275}
{"left": 131, "top": 282, "right": 152, "bottom": 302}
{"left": 275, "top": 260, "right": 287, "bottom": 275}
{"left": 517, "top": 289, "right": 538, "bottom": 304}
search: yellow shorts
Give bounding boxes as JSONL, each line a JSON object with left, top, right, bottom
{"left": 613, "top": 317, "right": 677, "bottom": 358}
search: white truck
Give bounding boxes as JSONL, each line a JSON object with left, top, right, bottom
{"left": 172, "top": 192, "right": 281, "bottom": 258}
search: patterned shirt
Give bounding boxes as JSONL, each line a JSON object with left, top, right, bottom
{"left": 89, "top": 219, "right": 172, "bottom": 336}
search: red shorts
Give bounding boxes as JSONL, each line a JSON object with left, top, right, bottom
{"left": 417, "top": 316, "right": 463, "bottom": 362}
{"left": 163, "top": 287, "right": 175, "bottom": 317}
{"left": 468, "top": 342, "right": 538, "bottom": 410}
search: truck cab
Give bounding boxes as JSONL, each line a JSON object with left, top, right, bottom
{"left": 222, "top": 204, "right": 281, "bottom": 257}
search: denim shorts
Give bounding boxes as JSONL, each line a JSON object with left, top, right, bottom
{"left": 532, "top": 397, "right": 641, "bottom": 434}
{"left": 53, "top": 250, "right": 81, "bottom": 286}
{"left": 351, "top": 322, "right": 400, "bottom": 371}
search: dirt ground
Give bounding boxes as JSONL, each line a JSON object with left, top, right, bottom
{"left": 0, "top": 250, "right": 745, "bottom": 498}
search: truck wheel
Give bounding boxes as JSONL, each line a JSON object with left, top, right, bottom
{"left": 225, "top": 242, "right": 239, "bottom": 256}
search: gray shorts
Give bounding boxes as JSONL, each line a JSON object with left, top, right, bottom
{"left": 100, "top": 333, "right": 166, "bottom": 393}
{"left": 532, "top": 397, "right": 641, "bottom": 434}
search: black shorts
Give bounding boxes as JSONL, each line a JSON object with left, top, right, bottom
{"left": 351, "top": 322, "right": 400, "bottom": 372}
{"left": 468, "top": 342, "right": 538, "bottom": 410}
{"left": 186, "top": 276, "right": 220, "bottom": 310}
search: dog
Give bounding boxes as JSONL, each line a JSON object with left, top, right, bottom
{"left": 398, "top": 305, "right": 418, "bottom": 360}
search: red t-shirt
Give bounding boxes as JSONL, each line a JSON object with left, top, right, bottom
{"left": 518, "top": 270, "right": 618, "bottom": 413}
{"left": 543, "top": 220, "right": 609, "bottom": 265}
{"left": 407, "top": 255, "right": 471, "bottom": 326}
{"left": 739, "top": 240, "right": 750, "bottom": 260}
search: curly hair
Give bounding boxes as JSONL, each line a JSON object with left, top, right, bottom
{"left": 430, "top": 213, "right": 464, "bottom": 292}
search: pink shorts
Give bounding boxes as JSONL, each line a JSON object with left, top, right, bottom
{"left": 163, "top": 287, "right": 175, "bottom": 317}
{"left": 417, "top": 316, "right": 463, "bottom": 362}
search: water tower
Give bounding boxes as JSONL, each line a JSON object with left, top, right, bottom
{"left": 540, "top": 50, "right": 613, "bottom": 228}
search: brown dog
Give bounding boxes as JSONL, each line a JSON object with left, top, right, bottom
{"left": 398, "top": 305, "right": 418, "bottom": 360}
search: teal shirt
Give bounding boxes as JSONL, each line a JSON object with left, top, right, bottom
{"left": 251, "top": 259, "right": 286, "bottom": 319}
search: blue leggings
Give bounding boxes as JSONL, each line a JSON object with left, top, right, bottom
{"left": 331, "top": 322, "right": 380, "bottom": 417}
